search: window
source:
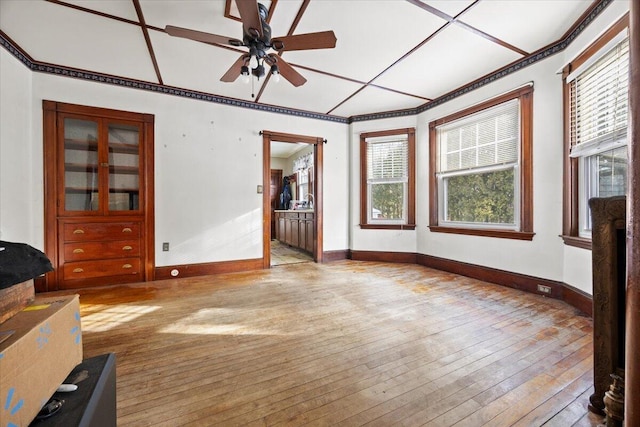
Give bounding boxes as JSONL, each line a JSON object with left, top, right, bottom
{"left": 429, "top": 86, "right": 534, "bottom": 240}
{"left": 360, "top": 128, "right": 415, "bottom": 229}
{"left": 562, "top": 15, "right": 629, "bottom": 247}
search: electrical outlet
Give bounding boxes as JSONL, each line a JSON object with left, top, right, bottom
{"left": 162, "top": 242, "right": 169, "bottom": 251}
{"left": 537, "top": 284, "right": 551, "bottom": 294}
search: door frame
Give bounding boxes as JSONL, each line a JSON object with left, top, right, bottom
{"left": 262, "top": 130, "right": 324, "bottom": 268}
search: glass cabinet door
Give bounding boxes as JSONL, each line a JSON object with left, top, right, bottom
{"left": 107, "top": 122, "right": 140, "bottom": 211}
{"left": 63, "top": 118, "right": 99, "bottom": 212}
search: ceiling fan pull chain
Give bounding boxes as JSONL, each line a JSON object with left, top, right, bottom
{"left": 251, "top": 74, "right": 255, "bottom": 99}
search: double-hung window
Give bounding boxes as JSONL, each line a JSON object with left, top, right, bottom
{"left": 360, "top": 128, "right": 415, "bottom": 229}
{"left": 562, "top": 15, "right": 629, "bottom": 246}
{"left": 429, "top": 86, "right": 534, "bottom": 240}
{"left": 569, "top": 31, "right": 629, "bottom": 237}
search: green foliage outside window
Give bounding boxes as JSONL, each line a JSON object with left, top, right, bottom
{"left": 445, "top": 168, "right": 515, "bottom": 224}
{"left": 371, "top": 182, "right": 404, "bottom": 220}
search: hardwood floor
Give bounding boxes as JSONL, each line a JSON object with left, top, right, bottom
{"left": 54, "top": 261, "right": 604, "bottom": 426}
{"left": 271, "top": 240, "right": 314, "bottom": 266}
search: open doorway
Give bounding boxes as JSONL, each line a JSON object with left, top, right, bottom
{"left": 262, "top": 131, "right": 324, "bottom": 268}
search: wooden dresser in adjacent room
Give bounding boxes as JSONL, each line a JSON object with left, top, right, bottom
{"left": 42, "top": 101, "right": 155, "bottom": 291}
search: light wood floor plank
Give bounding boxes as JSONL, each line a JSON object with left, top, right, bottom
{"left": 48, "top": 261, "right": 603, "bottom": 426}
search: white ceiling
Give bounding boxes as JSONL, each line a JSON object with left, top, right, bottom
{"left": 0, "top": 0, "right": 599, "bottom": 121}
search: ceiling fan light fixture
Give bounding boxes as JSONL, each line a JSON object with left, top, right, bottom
{"left": 270, "top": 64, "right": 280, "bottom": 83}
{"left": 254, "top": 63, "right": 265, "bottom": 79}
{"left": 240, "top": 65, "right": 250, "bottom": 84}
{"left": 249, "top": 55, "right": 259, "bottom": 70}
{"left": 165, "top": 0, "right": 336, "bottom": 89}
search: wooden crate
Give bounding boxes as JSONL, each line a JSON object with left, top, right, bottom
{"left": 0, "top": 279, "right": 35, "bottom": 325}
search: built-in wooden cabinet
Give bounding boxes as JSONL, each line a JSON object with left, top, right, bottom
{"left": 43, "top": 101, "right": 154, "bottom": 291}
{"left": 275, "top": 211, "right": 314, "bottom": 256}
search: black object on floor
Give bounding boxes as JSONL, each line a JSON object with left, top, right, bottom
{"left": 30, "top": 353, "right": 116, "bottom": 427}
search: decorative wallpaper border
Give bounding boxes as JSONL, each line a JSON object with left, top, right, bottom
{"left": 0, "top": 0, "right": 613, "bottom": 124}
{"left": 0, "top": 32, "right": 348, "bottom": 124}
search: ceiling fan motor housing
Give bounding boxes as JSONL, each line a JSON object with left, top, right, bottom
{"left": 244, "top": 3, "right": 272, "bottom": 48}
{"left": 165, "top": 0, "right": 335, "bottom": 86}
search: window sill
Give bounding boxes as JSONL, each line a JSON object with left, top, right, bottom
{"left": 561, "top": 235, "right": 592, "bottom": 250}
{"left": 429, "top": 226, "right": 535, "bottom": 241}
{"left": 360, "top": 224, "right": 416, "bottom": 230}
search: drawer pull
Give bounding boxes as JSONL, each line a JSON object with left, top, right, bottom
{"left": 122, "top": 227, "right": 132, "bottom": 233}
{"left": 122, "top": 245, "right": 133, "bottom": 251}
{"left": 73, "top": 229, "right": 85, "bottom": 234}
{"left": 73, "top": 248, "right": 85, "bottom": 254}
{"left": 122, "top": 264, "right": 133, "bottom": 269}
{"left": 73, "top": 268, "right": 84, "bottom": 273}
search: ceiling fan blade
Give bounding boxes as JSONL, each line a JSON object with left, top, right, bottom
{"left": 272, "top": 31, "right": 337, "bottom": 52}
{"left": 221, "top": 55, "right": 249, "bottom": 82}
{"left": 165, "top": 25, "right": 242, "bottom": 47}
{"left": 236, "top": 0, "right": 263, "bottom": 38}
{"left": 268, "top": 55, "right": 306, "bottom": 87}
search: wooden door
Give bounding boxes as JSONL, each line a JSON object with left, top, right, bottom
{"left": 270, "top": 169, "right": 283, "bottom": 238}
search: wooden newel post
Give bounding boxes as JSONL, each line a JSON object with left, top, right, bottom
{"left": 588, "top": 197, "right": 627, "bottom": 415}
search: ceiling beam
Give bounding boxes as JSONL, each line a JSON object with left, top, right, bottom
{"left": 132, "top": 0, "right": 163, "bottom": 85}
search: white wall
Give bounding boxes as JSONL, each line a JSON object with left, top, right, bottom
{"left": 0, "top": 48, "right": 35, "bottom": 243}
{"left": 0, "top": 56, "right": 349, "bottom": 266}
{"left": 415, "top": 57, "right": 566, "bottom": 283}
{"left": 349, "top": 115, "right": 418, "bottom": 253}
{"left": 557, "top": 0, "right": 630, "bottom": 294}
{"left": 346, "top": 1, "right": 629, "bottom": 295}
{"left": 1, "top": 0, "right": 629, "bottom": 294}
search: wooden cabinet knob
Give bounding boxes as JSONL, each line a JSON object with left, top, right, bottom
{"left": 122, "top": 245, "right": 133, "bottom": 251}
{"left": 73, "top": 248, "right": 85, "bottom": 254}
{"left": 122, "top": 227, "right": 132, "bottom": 233}
{"left": 73, "top": 229, "right": 85, "bottom": 234}
{"left": 122, "top": 264, "right": 133, "bottom": 269}
{"left": 73, "top": 268, "right": 84, "bottom": 273}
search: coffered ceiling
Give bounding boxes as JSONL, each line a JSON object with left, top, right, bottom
{"left": 0, "top": 0, "right": 603, "bottom": 121}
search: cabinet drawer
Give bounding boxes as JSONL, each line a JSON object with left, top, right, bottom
{"left": 63, "top": 258, "right": 141, "bottom": 280}
{"left": 64, "top": 240, "right": 141, "bottom": 261}
{"left": 63, "top": 222, "right": 141, "bottom": 241}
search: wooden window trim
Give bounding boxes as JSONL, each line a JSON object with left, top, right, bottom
{"left": 561, "top": 13, "right": 629, "bottom": 249}
{"left": 360, "top": 128, "right": 416, "bottom": 230}
{"left": 428, "top": 85, "right": 534, "bottom": 241}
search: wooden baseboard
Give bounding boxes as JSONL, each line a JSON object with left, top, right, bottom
{"left": 350, "top": 250, "right": 592, "bottom": 316}
{"left": 155, "top": 258, "right": 263, "bottom": 281}
{"left": 322, "top": 250, "right": 350, "bottom": 262}
{"left": 562, "top": 282, "right": 593, "bottom": 317}
{"left": 350, "top": 250, "right": 417, "bottom": 264}
{"left": 153, "top": 250, "right": 594, "bottom": 317}
{"left": 417, "top": 253, "right": 564, "bottom": 298}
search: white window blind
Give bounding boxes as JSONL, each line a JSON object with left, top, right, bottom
{"left": 569, "top": 36, "right": 629, "bottom": 158}
{"left": 366, "top": 138, "right": 408, "bottom": 181}
{"left": 437, "top": 99, "right": 519, "bottom": 173}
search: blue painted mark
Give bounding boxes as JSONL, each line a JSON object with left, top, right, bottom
{"left": 70, "top": 311, "right": 82, "bottom": 344}
{"left": 0, "top": 352, "right": 4, "bottom": 359}
{"left": 9, "top": 423, "right": 19, "bottom": 427}
{"left": 70, "top": 324, "right": 81, "bottom": 344}
{"left": 10, "top": 399, "right": 23, "bottom": 415}
{"left": 37, "top": 322, "right": 52, "bottom": 348}
{"left": 4, "top": 388, "right": 24, "bottom": 419}
{"left": 4, "top": 388, "right": 14, "bottom": 410}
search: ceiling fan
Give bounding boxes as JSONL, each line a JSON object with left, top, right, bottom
{"left": 165, "top": 0, "right": 337, "bottom": 87}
